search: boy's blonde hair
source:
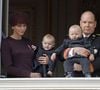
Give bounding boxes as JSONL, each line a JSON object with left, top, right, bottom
{"left": 42, "top": 34, "right": 55, "bottom": 46}
{"left": 69, "top": 24, "right": 82, "bottom": 33}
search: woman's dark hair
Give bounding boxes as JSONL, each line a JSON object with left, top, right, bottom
{"left": 9, "top": 11, "right": 29, "bottom": 26}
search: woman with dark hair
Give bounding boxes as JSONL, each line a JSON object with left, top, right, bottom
{"left": 1, "top": 12, "right": 49, "bottom": 77}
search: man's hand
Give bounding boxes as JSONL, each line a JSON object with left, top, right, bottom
{"left": 89, "top": 54, "right": 95, "bottom": 61}
{"left": 73, "top": 47, "right": 90, "bottom": 57}
{"left": 74, "top": 63, "right": 82, "bottom": 71}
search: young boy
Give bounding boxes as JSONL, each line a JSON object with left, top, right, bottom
{"left": 33, "top": 34, "right": 56, "bottom": 77}
{"left": 51, "top": 25, "right": 94, "bottom": 77}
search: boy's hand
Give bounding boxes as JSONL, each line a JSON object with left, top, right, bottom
{"left": 51, "top": 53, "right": 56, "bottom": 61}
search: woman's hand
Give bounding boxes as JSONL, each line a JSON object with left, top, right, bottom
{"left": 30, "top": 72, "right": 41, "bottom": 78}
{"left": 38, "top": 54, "right": 49, "bottom": 65}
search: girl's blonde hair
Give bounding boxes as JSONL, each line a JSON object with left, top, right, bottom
{"left": 42, "top": 34, "right": 55, "bottom": 46}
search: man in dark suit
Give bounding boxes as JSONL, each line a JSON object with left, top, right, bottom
{"left": 74, "top": 11, "right": 100, "bottom": 77}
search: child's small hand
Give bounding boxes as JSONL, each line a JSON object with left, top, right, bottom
{"left": 51, "top": 53, "right": 56, "bottom": 61}
{"left": 31, "top": 45, "right": 37, "bottom": 50}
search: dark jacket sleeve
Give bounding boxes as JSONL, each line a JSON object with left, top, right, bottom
{"left": 1, "top": 39, "right": 31, "bottom": 77}
{"left": 83, "top": 37, "right": 94, "bottom": 54}
{"left": 91, "top": 35, "right": 100, "bottom": 71}
{"left": 55, "top": 39, "right": 68, "bottom": 55}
